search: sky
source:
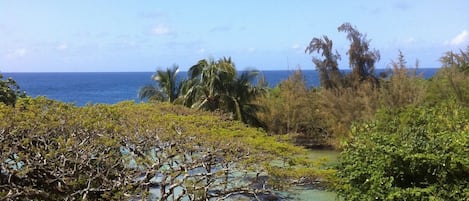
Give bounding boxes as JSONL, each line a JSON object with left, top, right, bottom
{"left": 1, "top": 1, "right": 469, "bottom": 72}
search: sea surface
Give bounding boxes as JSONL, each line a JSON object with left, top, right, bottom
{"left": 3, "top": 68, "right": 439, "bottom": 106}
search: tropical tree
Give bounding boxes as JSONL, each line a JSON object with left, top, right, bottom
{"left": 138, "top": 65, "right": 182, "bottom": 103}
{"left": 305, "top": 35, "right": 343, "bottom": 89}
{"left": 223, "top": 70, "right": 266, "bottom": 126}
{"left": 183, "top": 57, "right": 265, "bottom": 126}
{"left": 0, "top": 73, "right": 25, "bottom": 106}
{"left": 338, "top": 22, "right": 380, "bottom": 85}
{"left": 184, "top": 57, "right": 236, "bottom": 111}
{"left": 428, "top": 46, "right": 469, "bottom": 106}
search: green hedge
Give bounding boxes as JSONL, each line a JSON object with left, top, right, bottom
{"left": 335, "top": 100, "right": 469, "bottom": 200}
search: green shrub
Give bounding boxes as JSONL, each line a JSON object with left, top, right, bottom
{"left": 335, "top": 100, "right": 469, "bottom": 200}
{"left": 0, "top": 97, "right": 329, "bottom": 200}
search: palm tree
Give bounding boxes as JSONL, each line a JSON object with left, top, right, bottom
{"left": 138, "top": 65, "right": 182, "bottom": 103}
{"left": 183, "top": 57, "right": 266, "bottom": 126}
{"left": 223, "top": 70, "right": 266, "bottom": 126}
{"left": 185, "top": 57, "right": 236, "bottom": 111}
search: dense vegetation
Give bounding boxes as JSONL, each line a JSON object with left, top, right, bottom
{"left": 336, "top": 100, "right": 469, "bottom": 200}
{"left": 1, "top": 22, "right": 468, "bottom": 200}
{"left": 0, "top": 97, "right": 332, "bottom": 200}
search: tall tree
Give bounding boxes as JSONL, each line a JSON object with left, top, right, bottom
{"left": 223, "top": 70, "right": 266, "bottom": 126}
{"left": 185, "top": 57, "right": 236, "bottom": 111}
{"left": 138, "top": 65, "right": 182, "bottom": 103}
{"left": 305, "top": 36, "right": 343, "bottom": 89}
{"left": 184, "top": 57, "right": 265, "bottom": 126}
{"left": 338, "top": 22, "right": 380, "bottom": 85}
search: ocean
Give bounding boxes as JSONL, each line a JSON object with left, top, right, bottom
{"left": 3, "top": 68, "right": 439, "bottom": 106}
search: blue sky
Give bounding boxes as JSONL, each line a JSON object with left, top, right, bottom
{"left": 1, "top": 1, "right": 468, "bottom": 72}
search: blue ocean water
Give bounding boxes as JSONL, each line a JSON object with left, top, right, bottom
{"left": 3, "top": 68, "right": 439, "bottom": 106}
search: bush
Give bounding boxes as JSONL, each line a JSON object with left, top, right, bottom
{"left": 0, "top": 97, "right": 330, "bottom": 200}
{"left": 427, "top": 47, "right": 469, "bottom": 106}
{"left": 335, "top": 101, "right": 469, "bottom": 200}
{"left": 256, "top": 70, "right": 331, "bottom": 147}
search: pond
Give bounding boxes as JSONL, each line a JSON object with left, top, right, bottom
{"left": 282, "top": 149, "right": 339, "bottom": 201}
{"left": 145, "top": 149, "right": 340, "bottom": 200}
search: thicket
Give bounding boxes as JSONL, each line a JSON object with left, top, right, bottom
{"left": 257, "top": 24, "right": 426, "bottom": 148}
{"left": 335, "top": 100, "right": 469, "bottom": 200}
{"left": 332, "top": 47, "right": 469, "bottom": 199}
{"left": 427, "top": 47, "right": 469, "bottom": 106}
{"left": 0, "top": 97, "right": 332, "bottom": 200}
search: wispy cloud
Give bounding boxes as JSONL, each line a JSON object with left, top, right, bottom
{"left": 6, "top": 48, "right": 27, "bottom": 58}
{"left": 291, "top": 43, "right": 304, "bottom": 53}
{"left": 210, "top": 26, "right": 231, "bottom": 33}
{"left": 56, "top": 43, "right": 68, "bottom": 51}
{"left": 403, "top": 37, "right": 415, "bottom": 44}
{"left": 449, "top": 30, "right": 469, "bottom": 46}
{"left": 291, "top": 44, "right": 301, "bottom": 49}
{"left": 150, "top": 24, "right": 171, "bottom": 36}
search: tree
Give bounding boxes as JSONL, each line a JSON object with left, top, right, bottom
{"left": 380, "top": 51, "right": 427, "bottom": 108}
{"left": 0, "top": 97, "right": 330, "bottom": 200}
{"left": 428, "top": 46, "right": 469, "bottom": 106}
{"left": 0, "top": 73, "right": 25, "bottom": 106}
{"left": 335, "top": 100, "right": 469, "bottom": 200}
{"left": 138, "top": 65, "right": 183, "bottom": 103}
{"left": 184, "top": 57, "right": 266, "bottom": 126}
{"left": 305, "top": 36, "right": 343, "bottom": 89}
{"left": 338, "top": 22, "right": 380, "bottom": 85}
{"left": 223, "top": 70, "right": 266, "bottom": 126}
{"left": 185, "top": 57, "right": 236, "bottom": 111}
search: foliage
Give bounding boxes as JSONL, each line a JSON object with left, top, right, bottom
{"left": 256, "top": 70, "right": 331, "bottom": 147}
{"left": 427, "top": 46, "right": 469, "bottom": 106}
{"left": 138, "top": 65, "right": 183, "bottom": 103}
{"left": 0, "top": 97, "right": 329, "bottom": 200}
{"left": 379, "top": 51, "right": 427, "bottom": 108}
{"left": 338, "top": 22, "right": 380, "bottom": 86}
{"left": 0, "top": 74, "right": 25, "bottom": 106}
{"left": 335, "top": 101, "right": 469, "bottom": 200}
{"left": 306, "top": 23, "right": 380, "bottom": 89}
{"left": 184, "top": 57, "right": 266, "bottom": 126}
{"left": 305, "top": 36, "right": 343, "bottom": 89}
{"left": 307, "top": 50, "right": 427, "bottom": 148}
{"left": 317, "top": 82, "right": 380, "bottom": 147}
{"left": 139, "top": 57, "right": 266, "bottom": 127}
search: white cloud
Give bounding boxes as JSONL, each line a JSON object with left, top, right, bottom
{"left": 291, "top": 43, "right": 304, "bottom": 53}
{"left": 247, "top": 47, "right": 255, "bottom": 53}
{"left": 403, "top": 37, "right": 415, "bottom": 44}
{"left": 6, "top": 48, "right": 27, "bottom": 58}
{"left": 56, "top": 43, "right": 68, "bottom": 51}
{"left": 449, "top": 30, "right": 469, "bottom": 46}
{"left": 151, "top": 24, "right": 171, "bottom": 36}
{"left": 291, "top": 44, "right": 302, "bottom": 50}
{"left": 197, "top": 48, "right": 206, "bottom": 54}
